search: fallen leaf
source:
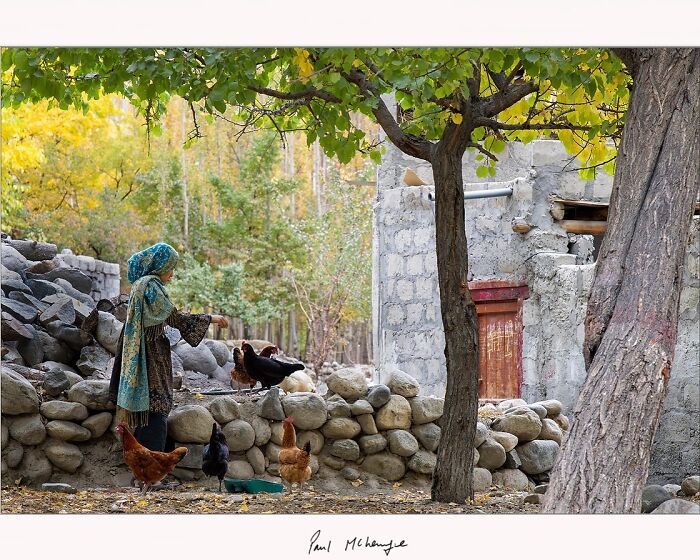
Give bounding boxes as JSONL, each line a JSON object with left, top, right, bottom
{"left": 392, "top": 482, "right": 402, "bottom": 489}
{"left": 194, "top": 393, "right": 203, "bottom": 400}
{"left": 239, "top": 501, "right": 249, "bottom": 512}
{"left": 350, "top": 479, "right": 364, "bottom": 487}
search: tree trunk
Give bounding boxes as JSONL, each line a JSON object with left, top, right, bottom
{"left": 544, "top": 48, "right": 700, "bottom": 513}
{"left": 180, "top": 99, "right": 190, "bottom": 250}
{"left": 365, "top": 320, "right": 372, "bottom": 364}
{"left": 303, "top": 320, "right": 311, "bottom": 362}
{"left": 288, "top": 309, "right": 298, "bottom": 358}
{"left": 430, "top": 131, "right": 480, "bottom": 504}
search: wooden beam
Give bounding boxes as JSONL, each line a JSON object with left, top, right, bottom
{"left": 559, "top": 220, "right": 607, "bottom": 235}
{"left": 549, "top": 196, "right": 610, "bottom": 209}
{"left": 551, "top": 196, "right": 700, "bottom": 215}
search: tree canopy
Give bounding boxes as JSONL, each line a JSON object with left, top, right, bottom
{"left": 2, "top": 48, "right": 629, "bottom": 174}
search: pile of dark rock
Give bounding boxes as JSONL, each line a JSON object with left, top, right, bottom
{"left": 2, "top": 238, "right": 120, "bottom": 382}
{"left": 641, "top": 477, "right": 700, "bottom": 514}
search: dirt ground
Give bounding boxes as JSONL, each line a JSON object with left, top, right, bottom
{"left": 0, "top": 484, "right": 540, "bottom": 514}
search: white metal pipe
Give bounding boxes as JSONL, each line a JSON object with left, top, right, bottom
{"left": 427, "top": 186, "right": 513, "bottom": 201}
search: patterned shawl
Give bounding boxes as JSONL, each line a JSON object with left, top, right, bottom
{"left": 116, "top": 243, "right": 179, "bottom": 428}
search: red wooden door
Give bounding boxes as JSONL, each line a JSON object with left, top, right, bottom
{"left": 468, "top": 281, "right": 528, "bottom": 400}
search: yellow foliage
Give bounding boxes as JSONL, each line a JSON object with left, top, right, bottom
{"left": 293, "top": 48, "right": 314, "bottom": 80}
{"left": 2, "top": 95, "right": 139, "bottom": 213}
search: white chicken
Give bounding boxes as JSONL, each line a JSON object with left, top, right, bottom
{"left": 279, "top": 370, "right": 316, "bottom": 393}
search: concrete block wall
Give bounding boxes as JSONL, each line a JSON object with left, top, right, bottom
{"left": 373, "top": 139, "right": 609, "bottom": 398}
{"left": 649, "top": 218, "right": 700, "bottom": 483}
{"left": 374, "top": 134, "right": 699, "bottom": 483}
{"left": 56, "top": 251, "right": 121, "bottom": 301}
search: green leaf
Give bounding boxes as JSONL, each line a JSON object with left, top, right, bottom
{"left": 584, "top": 78, "right": 597, "bottom": 98}
{"left": 1, "top": 48, "right": 14, "bottom": 71}
{"left": 476, "top": 165, "right": 489, "bottom": 178}
{"left": 13, "top": 49, "right": 28, "bottom": 70}
{"left": 491, "top": 139, "right": 506, "bottom": 154}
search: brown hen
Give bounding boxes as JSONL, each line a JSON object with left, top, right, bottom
{"left": 116, "top": 422, "right": 188, "bottom": 494}
{"left": 279, "top": 416, "right": 312, "bottom": 491}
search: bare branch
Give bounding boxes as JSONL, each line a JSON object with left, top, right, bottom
{"left": 563, "top": 155, "right": 617, "bottom": 173}
{"left": 475, "top": 117, "right": 591, "bottom": 132}
{"left": 467, "top": 142, "right": 498, "bottom": 161}
{"left": 188, "top": 102, "right": 201, "bottom": 141}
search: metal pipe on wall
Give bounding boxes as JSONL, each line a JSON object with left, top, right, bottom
{"left": 427, "top": 186, "right": 514, "bottom": 201}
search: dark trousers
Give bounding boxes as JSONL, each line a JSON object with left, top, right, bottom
{"left": 133, "top": 412, "right": 175, "bottom": 452}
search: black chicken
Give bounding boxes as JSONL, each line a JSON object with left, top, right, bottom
{"left": 241, "top": 341, "right": 305, "bottom": 390}
{"left": 202, "top": 423, "right": 229, "bottom": 492}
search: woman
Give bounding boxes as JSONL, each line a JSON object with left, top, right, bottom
{"left": 109, "top": 242, "right": 228, "bottom": 452}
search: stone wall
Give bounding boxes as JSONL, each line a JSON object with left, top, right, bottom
{"left": 373, "top": 135, "right": 700, "bottom": 483}
{"left": 1, "top": 235, "right": 121, "bottom": 303}
{"left": 1, "top": 364, "right": 572, "bottom": 496}
{"left": 54, "top": 250, "right": 121, "bottom": 302}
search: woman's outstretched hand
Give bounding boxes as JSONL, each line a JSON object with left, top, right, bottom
{"left": 210, "top": 315, "right": 229, "bottom": 328}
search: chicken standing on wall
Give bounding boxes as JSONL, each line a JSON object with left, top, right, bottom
{"left": 241, "top": 341, "right": 305, "bottom": 391}
{"left": 230, "top": 343, "right": 278, "bottom": 392}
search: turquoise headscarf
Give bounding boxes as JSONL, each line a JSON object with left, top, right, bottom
{"left": 117, "top": 243, "right": 179, "bottom": 428}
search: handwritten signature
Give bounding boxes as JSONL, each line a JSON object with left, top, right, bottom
{"left": 309, "top": 529, "right": 408, "bottom": 557}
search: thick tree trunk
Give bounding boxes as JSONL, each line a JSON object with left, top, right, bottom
{"left": 430, "top": 134, "right": 480, "bottom": 504}
{"left": 544, "top": 48, "right": 700, "bottom": 513}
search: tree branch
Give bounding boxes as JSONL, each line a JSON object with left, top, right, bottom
{"left": 341, "top": 67, "right": 434, "bottom": 161}
{"left": 467, "top": 142, "right": 497, "bottom": 161}
{"left": 475, "top": 117, "right": 591, "bottom": 132}
{"left": 484, "top": 66, "right": 508, "bottom": 91}
{"left": 612, "top": 48, "right": 640, "bottom": 76}
{"left": 476, "top": 81, "right": 539, "bottom": 118}
{"left": 247, "top": 85, "right": 342, "bottom": 104}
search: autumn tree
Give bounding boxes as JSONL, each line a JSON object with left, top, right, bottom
{"left": 2, "top": 47, "right": 630, "bottom": 504}
{"left": 291, "top": 175, "right": 373, "bottom": 372}
{"left": 0, "top": 95, "right": 154, "bottom": 256}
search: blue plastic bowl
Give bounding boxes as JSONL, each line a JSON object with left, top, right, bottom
{"left": 223, "top": 478, "right": 284, "bottom": 494}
